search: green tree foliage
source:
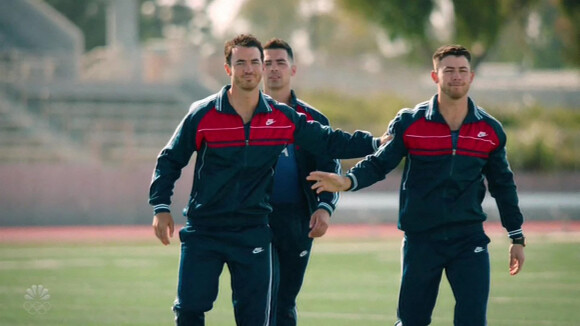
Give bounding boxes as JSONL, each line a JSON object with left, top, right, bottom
{"left": 340, "top": 0, "right": 541, "bottom": 68}
{"left": 337, "top": 0, "right": 580, "bottom": 69}
{"left": 558, "top": 0, "right": 580, "bottom": 65}
{"left": 238, "top": 0, "right": 384, "bottom": 60}
{"left": 338, "top": 0, "right": 434, "bottom": 59}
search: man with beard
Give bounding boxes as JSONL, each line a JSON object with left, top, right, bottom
{"left": 307, "top": 44, "right": 526, "bottom": 326}
{"left": 263, "top": 38, "right": 339, "bottom": 325}
{"left": 149, "top": 34, "right": 384, "bottom": 326}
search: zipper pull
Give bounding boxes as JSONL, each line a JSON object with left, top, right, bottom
{"left": 452, "top": 149, "right": 456, "bottom": 155}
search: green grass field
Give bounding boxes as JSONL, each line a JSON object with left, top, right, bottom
{"left": 1, "top": 233, "right": 579, "bottom": 325}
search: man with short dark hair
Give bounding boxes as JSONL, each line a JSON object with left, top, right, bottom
{"left": 263, "top": 38, "right": 339, "bottom": 325}
{"left": 150, "top": 33, "right": 383, "bottom": 326}
{"left": 308, "top": 44, "right": 526, "bottom": 326}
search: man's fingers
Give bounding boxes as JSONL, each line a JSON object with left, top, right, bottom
{"left": 309, "top": 225, "right": 325, "bottom": 238}
{"left": 158, "top": 226, "right": 168, "bottom": 245}
{"left": 308, "top": 215, "right": 318, "bottom": 238}
{"left": 153, "top": 222, "right": 170, "bottom": 245}
{"left": 306, "top": 171, "right": 327, "bottom": 181}
{"left": 169, "top": 220, "right": 175, "bottom": 238}
{"left": 509, "top": 258, "right": 519, "bottom": 275}
{"left": 308, "top": 223, "right": 323, "bottom": 238}
{"left": 153, "top": 213, "right": 174, "bottom": 245}
{"left": 509, "top": 257, "right": 523, "bottom": 275}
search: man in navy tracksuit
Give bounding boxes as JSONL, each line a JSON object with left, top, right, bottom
{"left": 308, "top": 45, "right": 526, "bottom": 326}
{"left": 263, "top": 38, "right": 340, "bottom": 325}
{"left": 149, "top": 34, "right": 382, "bottom": 326}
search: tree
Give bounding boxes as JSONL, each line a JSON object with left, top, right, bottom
{"left": 558, "top": 0, "right": 580, "bottom": 65}
{"left": 339, "top": 0, "right": 540, "bottom": 69}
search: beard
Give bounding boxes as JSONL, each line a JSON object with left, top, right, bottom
{"left": 266, "top": 78, "right": 284, "bottom": 91}
{"left": 442, "top": 83, "right": 470, "bottom": 100}
{"left": 234, "top": 73, "right": 261, "bottom": 91}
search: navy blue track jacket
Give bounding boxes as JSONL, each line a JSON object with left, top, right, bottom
{"left": 149, "top": 85, "right": 380, "bottom": 227}
{"left": 347, "top": 95, "right": 524, "bottom": 238}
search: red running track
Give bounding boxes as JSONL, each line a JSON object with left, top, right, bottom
{"left": 0, "top": 221, "right": 579, "bottom": 244}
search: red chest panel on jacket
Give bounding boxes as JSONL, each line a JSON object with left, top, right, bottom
{"left": 404, "top": 118, "right": 452, "bottom": 156}
{"left": 456, "top": 121, "right": 499, "bottom": 158}
{"left": 404, "top": 118, "right": 499, "bottom": 158}
{"left": 197, "top": 109, "right": 245, "bottom": 149}
{"left": 250, "top": 107, "right": 295, "bottom": 146}
{"left": 196, "top": 107, "right": 296, "bottom": 149}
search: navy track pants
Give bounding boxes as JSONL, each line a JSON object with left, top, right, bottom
{"left": 173, "top": 224, "right": 274, "bottom": 326}
{"left": 397, "top": 231, "right": 491, "bottom": 326}
{"left": 269, "top": 204, "right": 313, "bottom": 326}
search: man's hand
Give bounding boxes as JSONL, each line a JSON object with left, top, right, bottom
{"left": 152, "top": 212, "right": 175, "bottom": 245}
{"left": 380, "top": 131, "right": 393, "bottom": 146}
{"left": 307, "top": 171, "right": 351, "bottom": 194}
{"left": 309, "top": 209, "right": 330, "bottom": 238}
{"left": 509, "top": 244, "right": 525, "bottom": 275}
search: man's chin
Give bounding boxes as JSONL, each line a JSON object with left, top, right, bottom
{"left": 265, "top": 83, "right": 283, "bottom": 91}
{"left": 239, "top": 82, "right": 260, "bottom": 92}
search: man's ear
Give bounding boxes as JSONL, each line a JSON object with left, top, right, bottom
{"left": 430, "top": 70, "right": 439, "bottom": 84}
{"left": 291, "top": 64, "right": 297, "bottom": 77}
{"left": 224, "top": 63, "right": 232, "bottom": 76}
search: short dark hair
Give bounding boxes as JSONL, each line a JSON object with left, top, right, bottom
{"left": 224, "top": 34, "right": 263, "bottom": 65}
{"left": 263, "top": 38, "right": 294, "bottom": 62}
{"left": 432, "top": 44, "right": 471, "bottom": 70}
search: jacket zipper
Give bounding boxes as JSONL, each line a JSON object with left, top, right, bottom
{"left": 233, "top": 119, "right": 251, "bottom": 210}
{"left": 450, "top": 128, "right": 458, "bottom": 177}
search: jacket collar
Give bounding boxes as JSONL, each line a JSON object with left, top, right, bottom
{"left": 425, "top": 94, "right": 483, "bottom": 123}
{"left": 216, "top": 85, "right": 273, "bottom": 114}
{"left": 289, "top": 89, "right": 298, "bottom": 109}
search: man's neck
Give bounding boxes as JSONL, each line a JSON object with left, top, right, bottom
{"left": 228, "top": 86, "right": 260, "bottom": 123}
{"left": 265, "top": 87, "right": 292, "bottom": 106}
{"left": 438, "top": 93, "right": 469, "bottom": 131}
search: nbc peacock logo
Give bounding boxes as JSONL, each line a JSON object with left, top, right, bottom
{"left": 23, "top": 284, "right": 52, "bottom": 315}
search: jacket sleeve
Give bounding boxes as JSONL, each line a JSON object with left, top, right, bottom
{"left": 293, "top": 113, "right": 380, "bottom": 159}
{"left": 482, "top": 130, "right": 524, "bottom": 239}
{"left": 311, "top": 113, "right": 342, "bottom": 216}
{"left": 347, "top": 109, "right": 408, "bottom": 191}
{"left": 149, "top": 111, "right": 198, "bottom": 215}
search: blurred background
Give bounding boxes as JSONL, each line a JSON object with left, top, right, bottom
{"left": 0, "top": 0, "right": 578, "bottom": 227}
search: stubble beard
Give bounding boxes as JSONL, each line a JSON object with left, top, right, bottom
{"left": 443, "top": 83, "right": 470, "bottom": 100}
{"left": 235, "top": 74, "right": 261, "bottom": 92}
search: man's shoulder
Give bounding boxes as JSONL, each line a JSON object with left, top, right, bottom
{"left": 474, "top": 105, "right": 502, "bottom": 127}
{"left": 263, "top": 95, "right": 294, "bottom": 113}
{"left": 294, "top": 98, "right": 330, "bottom": 124}
{"left": 397, "top": 101, "right": 429, "bottom": 121}
{"left": 188, "top": 92, "right": 219, "bottom": 114}
{"left": 297, "top": 98, "right": 324, "bottom": 113}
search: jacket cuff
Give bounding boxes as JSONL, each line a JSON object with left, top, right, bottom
{"left": 153, "top": 204, "right": 171, "bottom": 215}
{"left": 508, "top": 228, "right": 524, "bottom": 239}
{"left": 346, "top": 173, "right": 358, "bottom": 191}
{"left": 318, "top": 202, "right": 334, "bottom": 216}
{"left": 372, "top": 137, "right": 380, "bottom": 151}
